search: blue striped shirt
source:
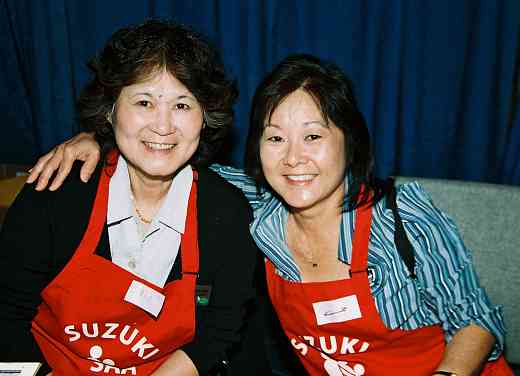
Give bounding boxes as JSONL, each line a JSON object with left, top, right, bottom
{"left": 210, "top": 164, "right": 505, "bottom": 359}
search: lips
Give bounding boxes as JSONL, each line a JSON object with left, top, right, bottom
{"left": 143, "top": 141, "right": 176, "bottom": 150}
{"left": 285, "top": 174, "right": 316, "bottom": 181}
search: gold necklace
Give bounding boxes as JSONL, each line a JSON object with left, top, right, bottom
{"left": 298, "top": 247, "right": 320, "bottom": 268}
{"left": 304, "top": 258, "right": 319, "bottom": 268}
{"left": 132, "top": 200, "right": 152, "bottom": 224}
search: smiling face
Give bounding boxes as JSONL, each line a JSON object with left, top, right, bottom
{"left": 113, "top": 70, "right": 203, "bottom": 183}
{"left": 259, "top": 89, "right": 347, "bottom": 213}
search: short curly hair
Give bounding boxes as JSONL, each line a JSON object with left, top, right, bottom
{"left": 77, "top": 19, "right": 238, "bottom": 166}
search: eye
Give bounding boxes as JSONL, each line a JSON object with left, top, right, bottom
{"left": 266, "top": 135, "right": 284, "bottom": 143}
{"left": 175, "top": 103, "right": 191, "bottom": 110}
{"left": 305, "top": 134, "right": 322, "bottom": 141}
{"left": 136, "top": 100, "right": 152, "bottom": 108}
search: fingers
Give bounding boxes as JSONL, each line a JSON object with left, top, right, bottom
{"left": 26, "top": 150, "right": 56, "bottom": 184}
{"left": 35, "top": 144, "right": 65, "bottom": 191}
{"left": 48, "top": 145, "right": 76, "bottom": 191}
{"left": 26, "top": 132, "right": 100, "bottom": 191}
{"left": 79, "top": 149, "right": 100, "bottom": 183}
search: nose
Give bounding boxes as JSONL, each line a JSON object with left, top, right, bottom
{"left": 283, "top": 140, "right": 306, "bottom": 167}
{"left": 150, "top": 104, "right": 176, "bottom": 136}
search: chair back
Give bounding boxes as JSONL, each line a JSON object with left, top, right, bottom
{"left": 395, "top": 177, "right": 520, "bottom": 365}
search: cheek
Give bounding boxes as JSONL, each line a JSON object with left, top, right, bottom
{"left": 113, "top": 124, "right": 129, "bottom": 143}
{"left": 259, "top": 146, "right": 275, "bottom": 171}
{"left": 259, "top": 148, "right": 278, "bottom": 183}
{"left": 323, "top": 138, "right": 346, "bottom": 164}
{"left": 187, "top": 129, "right": 202, "bottom": 146}
{"left": 113, "top": 124, "right": 140, "bottom": 149}
{"left": 311, "top": 146, "right": 334, "bottom": 165}
{"left": 181, "top": 116, "right": 204, "bottom": 140}
{"left": 113, "top": 109, "right": 141, "bottom": 137}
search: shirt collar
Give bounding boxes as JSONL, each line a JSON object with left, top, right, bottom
{"left": 249, "top": 175, "right": 355, "bottom": 281}
{"left": 107, "top": 156, "right": 193, "bottom": 234}
{"left": 107, "top": 156, "right": 134, "bottom": 225}
{"left": 155, "top": 164, "right": 192, "bottom": 234}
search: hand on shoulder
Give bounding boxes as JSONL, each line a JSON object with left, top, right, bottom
{"left": 26, "top": 132, "right": 100, "bottom": 191}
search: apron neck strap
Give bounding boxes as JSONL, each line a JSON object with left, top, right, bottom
{"left": 180, "top": 170, "right": 199, "bottom": 276}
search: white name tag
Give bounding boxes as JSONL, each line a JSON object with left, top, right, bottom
{"left": 124, "top": 280, "right": 165, "bottom": 317}
{"left": 0, "top": 363, "right": 41, "bottom": 376}
{"left": 312, "top": 295, "right": 362, "bottom": 326}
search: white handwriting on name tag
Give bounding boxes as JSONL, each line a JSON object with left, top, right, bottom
{"left": 124, "top": 280, "right": 165, "bottom": 317}
{"left": 312, "top": 295, "right": 362, "bottom": 326}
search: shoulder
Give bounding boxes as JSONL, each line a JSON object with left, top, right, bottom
{"left": 393, "top": 180, "right": 460, "bottom": 236}
{"left": 8, "top": 163, "right": 103, "bottom": 231}
{"left": 47, "top": 162, "right": 102, "bottom": 212}
{"left": 196, "top": 167, "right": 251, "bottom": 217}
{"left": 393, "top": 181, "right": 444, "bottom": 222}
{"left": 194, "top": 168, "right": 257, "bottom": 278}
{"left": 197, "top": 167, "right": 246, "bottom": 198}
{"left": 1, "top": 162, "right": 103, "bottom": 269}
{"left": 11, "top": 162, "right": 98, "bottom": 210}
{"left": 371, "top": 181, "right": 441, "bottom": 231}
{"left": 393, "top": 181, "right": 470, "bottom": 263}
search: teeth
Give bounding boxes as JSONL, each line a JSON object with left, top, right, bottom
{"left": 286, "top": 175, "right": 315, "bottom": 181}
{"left": 144, "top": 142, "right": 175, "bottom": 150}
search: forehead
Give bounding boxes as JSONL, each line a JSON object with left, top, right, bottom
{"left": 121, "top": 70, "right": 193, "bottom": 97}
{"left": 269, "top": 89, "right": 325, "bottom": 124}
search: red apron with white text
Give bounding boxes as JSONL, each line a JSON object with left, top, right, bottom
{"left": 31, "top": 158, "right": 199, "bottom": 375}
{"left": 266, "top": 203, "right": 513, "bottom": 375}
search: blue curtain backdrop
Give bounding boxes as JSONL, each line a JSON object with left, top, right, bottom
{"left": 1, "top": 0, "right": 519, "bottom": 184}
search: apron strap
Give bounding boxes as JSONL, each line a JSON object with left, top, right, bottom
{"left": 350, "top": 179, "right": 417, "bottom": 278}
{"left": 74, "top": 150, "right": 117, "bottom": 257}
{"left": 350, "top": 201, "right": 373, "bottom": 274}
{"left": 180, "top": 170, "right": 199, "bottom": 276}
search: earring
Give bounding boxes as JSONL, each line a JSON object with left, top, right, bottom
{"left": 202, "top": 111, "right": 208, "bottom": 129}
{"left": 106, "top": 103, "right": 116, "bottom": 124}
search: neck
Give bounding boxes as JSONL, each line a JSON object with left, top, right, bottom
{"left": 127, "top": 168, "right": 173, "bottom": 221}
{"left": 289, "top": 204, "right": 342, "bottom": 236}
{"left": 286, "top": 196, "right": 344, "bottom": 275}
{"left": 288, "top": 185, "right": 345, "bottom": 234}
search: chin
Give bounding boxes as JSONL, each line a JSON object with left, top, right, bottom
{"left": 140, "top": 163, "right": 181, "bottom": 179}
{"left": 281, "top": 195, "right": 316, "bottom": 211}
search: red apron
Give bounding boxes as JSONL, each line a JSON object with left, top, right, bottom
{"left": 266, "top": 203, "right": 513, "bottom": 375}
{"left": 31, "top": 159, "right": 199, "bottom": 375}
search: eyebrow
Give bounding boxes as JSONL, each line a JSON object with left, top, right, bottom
{"left": 265, "top": 120, "right": 329, "bottom": 128}
{"left": 129, "top": 92, "right": 197, "bottom": 101}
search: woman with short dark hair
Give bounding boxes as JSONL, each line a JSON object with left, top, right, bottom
{"left": 0, "top": 20, "right": 263, "bottom": 375}
{"left": 79, "top": 19, "right": 237, "bottom": 166}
